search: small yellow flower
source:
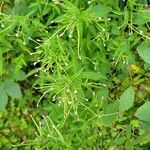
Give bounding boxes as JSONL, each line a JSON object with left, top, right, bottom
{"left": 129, "top": 64, "right": 142, "bottom": 73}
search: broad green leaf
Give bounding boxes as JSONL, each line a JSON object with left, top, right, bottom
{"left": 111, "top": 23, "right": 120, "bottom": 35}
{"left": 134, "top": 11, "right": 150, "bottom": 25}
{"left": 118, "top": 86, "right": 135, "bottom": 112}
{"left": 96, "top": 88, "right": 109, "bottom": 101}
{"left": 0, "top": 84, "right": 8, "bottom": 110}
{"left": 137, "top": 41, "right": 150, "bottom": 64}
{"left": 100, "top": 101, "right": 119, "bottom": 126}
{"left": 4, "top": 80, "right": 22, "bottom": 99}
{"left": 89, "top": 4, "right": 112, "bottom": 18}
{"left": 8, "top": 65, "right": 26, "bottom": 81}
{"left": 12, "top": 3, "right": 30, "bottom": 15}
{"left": 136, "top": 102, "right": 150, "bottom": 121}
{"left": 14, "top": 70, "right": 26, "bottom": 81}
{"left": 133, "top": 131, "right": 150, "bottom": 146}
{"left": 141, "top": 121, "right": 150, "bottom": 132}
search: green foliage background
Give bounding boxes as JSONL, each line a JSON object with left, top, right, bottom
{"left": 0, "top": 0, "right": 150, "bottom": 149}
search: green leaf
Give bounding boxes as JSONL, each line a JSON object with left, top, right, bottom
{"left": 4, "top": 80, "right": 22, "bottom": 99}
{"left": 118, "top": 86, "right": 135, "bottom": 112}
{"left": 104, "top": 0, "right": 118, "bottom": 8}
{"left": 96, "top": 88, "right": 109, "bottom": 101}
{"left": 133, "top": 131, "right": 150, "bottom": 146}
{"left": 100, "top": 101, "right": 119, "bottom": 126}
{"left": 8, "top": 65, "right": 26, "bottom": 81}
{"left": 134, "top": 11, "right": 150, "bottom": 25}
{"left": 81, "top": 71, "right": 107, "bottom": 81}
{"left": 89, "top": 4, "right": 112, "bottom": 18}
{"left": 137, "top": 41, "right": 150, "bottom": 64}
{"left": 12, "top": 3, "right": 30, "bottom": 15}
{"left": 136, "top": 102, "right": 150, "bottom": 121}
{"left": 26, "top": 68, "right": 39, "bottom": 78}
{"left": 14, "top": 70, "right": 26, "bottom": 81}
{"left": 141, "top": 121, "right": 150, "bottom": 132}
{"left": 0, "top": 84, "right": 8, "bottom": 110}
{"left": 0, "top": 50, "right": 3, "bottom": 76}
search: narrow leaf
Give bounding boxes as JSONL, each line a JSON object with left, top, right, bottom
{"left": 81, "top": 71, "right": 107, "bottom": 81}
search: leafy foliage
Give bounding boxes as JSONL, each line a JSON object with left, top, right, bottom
{"left": 4, "top": 80, "right": 22, "bottom": 98}
{"left": 0, "top": 83, "right": 8, "bottom": 110}
{"left": 0, "top": 0, "right": 150, "bottom": 149}
{"left": 0, "top": 80, "right": 22, "bottom": 110}
{"left": 136, "top": 102, "right": 150, "bottom": 122}
{"left": 118, "top": 86, "right": 135, "bottom": 112}
{"left": 138, "top": 40, "right": 150, "bottom": 64}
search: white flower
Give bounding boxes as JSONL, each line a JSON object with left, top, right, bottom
{"left": 66, "top": 88, "right": 70, "bottom": 93}
{"left": 88, "top": 1, "right": 91, "bottom": 4}
{"left": 74, "top": 111, "right": 77, "bottom": 115}
{"left": 28, "top": 37, "right": 32, "bottom": 40}
{"left": 107, "top": 18, "right": 111, "bottom": 21}
{"left": 47, "top": 134, "right": 51, "bottom": 137}
{"left": 1, "top": 24, "right": 4, "bottom": 28}
{"left": 129, "top": 31, "right": 133, "bottom": 36}
{"left": 65, "top": 63, "right": 68, "bottom": 66}
{"left": 139, "top": 30, "right": 143, "bottom": 34}
{"left": 52, "top": 96, "right": 56, "bottom": 101}
{"left": 35, "top": 46, "right": 39, "bottom": 49}
{"left": 34, "top": 74, "right": 38, "bottom": 77}
{"left": 15, "top": 33, "right": 19, "bottom": 37}
{"left": 36, "top": 39, "right": 41, "bottom": 42}
{"left": 85, "top": 98, "right": 89, "bottom": 101}
{"left": 52, "top": 0, "right": 59, "bottom": 4}
{"left": 69, "top": 33, "right": 72, "bottom": 38}
{"left": 102, "top": 28, "right": 106, "bottom": 32}
{"left": 78, "top": 55, "right": 82, "bottom": 60}
{"left": 98, "top": 17, "right": 102, "bottom": 21}
{"left": 101, "top": 84, "right": 107, "bottom": 87}
{"left": 74, "top": 89, "right": 78, "bottom": 94}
